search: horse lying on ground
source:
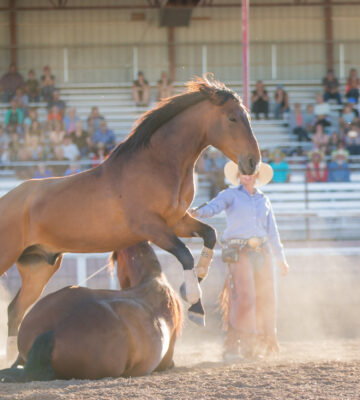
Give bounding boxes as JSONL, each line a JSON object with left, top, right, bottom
{"left": 0, "top": 242, "right": 182, "bottom": 381}
{"left": 1, "top": 76, "right": 259, "bottom": 358}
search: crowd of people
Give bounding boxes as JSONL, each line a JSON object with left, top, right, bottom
{"left": 0, "top": 64, "right": 117, "bottom": 179}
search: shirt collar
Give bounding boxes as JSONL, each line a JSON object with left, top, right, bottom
{"left": 238, "top": 184, "right": 260, "bottom": 197}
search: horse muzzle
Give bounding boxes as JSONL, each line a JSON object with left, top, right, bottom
{"left": 238, "top": 156, "right": 259, "bottom": 176}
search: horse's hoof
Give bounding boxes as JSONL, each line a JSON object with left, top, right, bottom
{"left": 187, "top": 301, "right": 205, "bottom": 327}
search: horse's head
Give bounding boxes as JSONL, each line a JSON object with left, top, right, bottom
{"left": 115, "top": 242, "right": 161, "bottom": 289}
{"left": 189, "top": 76, "right": 260, "bottom": 175}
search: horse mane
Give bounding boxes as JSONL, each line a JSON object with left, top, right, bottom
{"left": 108, "top": 74, "right": 242, "bottom": 159}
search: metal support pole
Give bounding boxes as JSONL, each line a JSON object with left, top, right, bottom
{"left": 76, "top": 256, "right": 87, "bottom": 287}
{"left": 168, "top": 27, "right": 176, "bottom": 81}
{"left": 63, "top": 47, "right": 69, "bottom": 83}
{"left": 271, "top": 44, "right": 277, "bottom": 80}
{"left": 242, "top": 0, "right": 250, "bottom": 107}
{"left": 339, "top": 43, "right": 345, "bottom": 79}
{"left": 202, "top": 45, "right": 207, "bottom": 76}
{"left": 133, "top": 46, "right": 138, "bottom": 80}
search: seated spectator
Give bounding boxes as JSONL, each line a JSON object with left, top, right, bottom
{"left": 322, "top": 69, "right": 342, "bottom": 104}
{"left": 41, "top": 65, "right": 55, "bottom": 102}
{"left": 61, "top": 135, "right": 80, "bottom": 161}
{"left": 13, "top": 87, "right": 29, "bottom": 117}
{"left": 203, "top": 147, "right": 227, "bottom": 198}
{"left": 157, "top": 71, "right": 173, "bottom": 101}
{"left": 92, "top": 120, "right": 115, "bottom": 151}
{"left": 328, "top": 149, "right": 350, "bottom": 182}
{"left": 348, "top": 98, "right": 359, "bottom": 117}
{"left": 273, "top": 85, "right": 289, "bottom": 119}
{"left": 0, "top": 124, "right": 9, "bottom": 152}
{"left": 24, "top": 107, "right": 39, "bottom": 136}
{"left": 70, "top": 121, "right": 91, "bottom": 157}
{"left": 314, "top": 94, "right": 331, "bottom": 129}
{"left": 306, "top": 150, "right": 328, "bottom": 182}
{"left": 251, "top": 80, "right": 269, "bottom": 120}
{"left": 52, "top": 146, "right": 69, "bottom": 177}
{"left": 33, "top": 162, "right": 53, "bottom": 179}
{"left": 261, "top": 148, "right": 270, "bottom": 164}
{"left": 63, "top": 107, "right": 79, "bottom": 134}
{"left": 87, "top": 106, "right": 104, "bottom": 134}
{"left": 133, "top": 71, "right": 150, "bottom": 107}
{"left": 92, "top": 142, "right": 109, "bottom": 167}
{"left": 47, "top": 90, "right": 66, "bottom": 115}
{"left": 304, "top": 104, "right": 316, "bottom": 134}
{"left": 312, "top": 124, "right": 329, "bottom": 150}
{"left": 289, "top": 103, "right": 310, "bottom": 142}
{"left": 26, "top": 120, "right": 45, "bottom": 145}
{"left": 327, "top": 132, "right": 340, "bottom": 155}
{"left": 47, "top": 105, "right": 62, "bottom": 126}
{"left": 7, "top": 126, "right": 20, "bottom": 161}
{"left": 27, "top": 135, "right": 45, "bottom": 161}
{"left": 5, "top": 99, "right": 23, "bottom": 134}
{"left": 49, "top": 120, "right": 66, "bottom": 149}
{"left": 26, "top": 69, "right": 40, "bottom": 102}
{"left": 345, "top": 127, "right": 360, "bottom": 155}
{"left": 64, "top": 162, "right": 82, "bottom": 176}
{"left": 15, "top": 145, "right": 32, "bottom": 179}
{"left": 345, "top": 68, "right": 359, "bottom": 104}
{"left": 339, "top": 103, "right": 358, "bottom": 136}
{"left": 270, "top": 149, "right": 290, "bottom": 183}
{"left": 0, "top": 63, "right": 24, "bottom": 102}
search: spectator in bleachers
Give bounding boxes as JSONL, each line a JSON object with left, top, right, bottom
{"left": 345, "top": 68, "right": 359, "bottom": 104}
{"left": 64, "top": 162, "right": 82, "bottom": 176}
{"left": 41, "top": 65, "right": 55, "bottom": 102}
{"left": 0, "top": 124, "right": 9, "bottom": 152}
{"left": 306, "top": 150, "right": 328, "bottom": 182}
{"left": 7, "top": 126, "right": 20, "bottom": 161}
{"left": 322, "top": 69, "right": 342, "bottom": 105}
{"left": 87, "top": 106, "right": 104, "bottom": 134}
{"left": 328, "top": 149, "right": 350, "bottom": 182}
{"left": 63, "top": 107, "right": 80, "bottom": 134}
{"left": 5, "top": 99, "right": 23, "bottom": 134}
{"left": 33, "top": 162, "right": 53, "bottom": 179}
{"left": 345, "top": 127, "right": 360, "bottom": 155}
{"left": 47, "top": 105, "right": 63, "bottom": 126}
{"left": 273, "top": 86, "right": 289, "bottom": 120}
{"left": 26, "top": 69, "right": 40, "bottom": 103}
{"left": 312, "top": 124, "right": 329, "bottom": 150}
{"left": 0, "top": 63, "right": 24, "bottom": 102}
{"left": 133, "top": 71, "right": 150, "bottom": 107}
{"left": 70, "top": 121, "right": 91, "bottom": 157}
{"left": 261, "top": 149, "right": 270, "bottom": 164}
{"left": 92, "top": 120, "right": 115, "bottom": 152}
{"left": 49, "top": 120, "right": 66, "bottom": 152}
{"left": 304, "top": 104, "right": 317, "bottom": 134}
{"left": 13, "top": 87, "right": 29, "bottom": 117}
{"left": 157, "top": 71, "right": 173, "bottom": 101}
{"left": 92, "top": 142, "right": 108, "bottom": 168}
{"left": 24, "top": 107, "right": 39, "bottom": 136}
{"left": 251, "top": 80, "right": 269, "bottom": 120}
{"left": 52, "top": 146, "right": 69, "bottom": 177}
{"left": 203, "top": 147, "right": 227, "bottom": 198}
{"left": 327, "top": 132, "right": 340, "bottom": 155}
{"left": 314, "top": 93, "right": 331, "bottom": 129}
{"left": 339, "top": 103, "right": 359, "bottom": 137}
{"left": 26, "top": 120, "right": 45, "bottom": 145}
{"left": 27, "top": 135, "right": 45, "bottom": 161}
{"left": 289, "top": 103, "right": 310, "bottom": 142}
{"left": 270, "top": 149, "right": 289, "bottom": 183}
{"left": 48, "top": 90, "right": 66, "bottom": 115}
{"left": 61, "top": 134, "right": 80, "bottom": 161}
{"left": 15, "top": 145, "right": 31, "bottom": 179}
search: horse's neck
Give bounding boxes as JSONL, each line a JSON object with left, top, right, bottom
{"left": 149, "top": 101, "right": 209, "bottom": 171}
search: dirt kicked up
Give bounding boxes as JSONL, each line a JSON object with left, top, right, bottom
{"left": 1, "top": 338, "right": 360, "bottom": 400}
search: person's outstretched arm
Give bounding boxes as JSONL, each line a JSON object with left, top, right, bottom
{"left": 190, "top": 189, "right": 234, "bottom": 219}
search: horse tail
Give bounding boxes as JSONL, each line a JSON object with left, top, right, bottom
{"left": 219, "top": 274, "right": 230, "bottom": 332}
{"left": 0, "top": 331, "right": 55, "bottom": 382}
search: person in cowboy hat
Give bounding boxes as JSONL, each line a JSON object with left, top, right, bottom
{"left": 190, "top": 161, "right": 289, "bottom": 361}
{"left": 328, "top": 148, "right": 351, "bottom": 182}
{"left": 306, "top": 150, "right": 328, "bottom": 182}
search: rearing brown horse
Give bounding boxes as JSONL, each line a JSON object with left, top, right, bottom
{"left": 1, "top": 76, "right": 260, "bottom": 357}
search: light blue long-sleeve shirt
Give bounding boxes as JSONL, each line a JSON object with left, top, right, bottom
{"left": 197, "top": 185, "right": 286, "bottom": 263}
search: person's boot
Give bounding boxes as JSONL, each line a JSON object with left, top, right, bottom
{"left": 239, "top": 333, "right": 259, "bottom": 360}
{"left": 222, "top": 328, "right": 240, "bottom": 362}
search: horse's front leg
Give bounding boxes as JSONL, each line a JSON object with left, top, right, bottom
{"left": 173, "top": 213, "right": 217, "bottom": 326}
{"left": 134, "top": 214, "right": 201, "bottom": 307}
{"left": 173, "top": 213, "right": 217, "bottom": 281}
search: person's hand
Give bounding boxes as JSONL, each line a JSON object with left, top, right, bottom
{"left": 189, "top": 208, "right": 199, "bottom": 217}
{"left": 279, "top": 261, "right": 289, "bottom": 276}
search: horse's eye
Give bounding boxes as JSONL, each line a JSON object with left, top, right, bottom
{"left": 229, "top": 117, "right": 237, "bottom": 122}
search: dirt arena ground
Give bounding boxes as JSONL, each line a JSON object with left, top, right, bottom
{"left": 1, "top": 336, "right": 360, "bottom": 399}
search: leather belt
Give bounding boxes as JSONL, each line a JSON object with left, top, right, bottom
{"left": 227, "top": 237, "right": 267, "bottom": 251}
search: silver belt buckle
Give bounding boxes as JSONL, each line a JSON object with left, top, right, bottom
{"left": 247, "top": 237, "right": 263, "bottom": 250}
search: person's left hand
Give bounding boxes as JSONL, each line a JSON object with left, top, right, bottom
{"left": 279, "top": 261, "right": 289, "bottom": 276}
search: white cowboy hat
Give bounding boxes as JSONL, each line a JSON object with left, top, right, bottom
{"left": 224, "top": 161, "right": 273, "bottom": 187}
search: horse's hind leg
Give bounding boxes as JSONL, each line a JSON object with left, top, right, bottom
{"left": 7, "top": 254, "right": 62, "bottom": 362}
